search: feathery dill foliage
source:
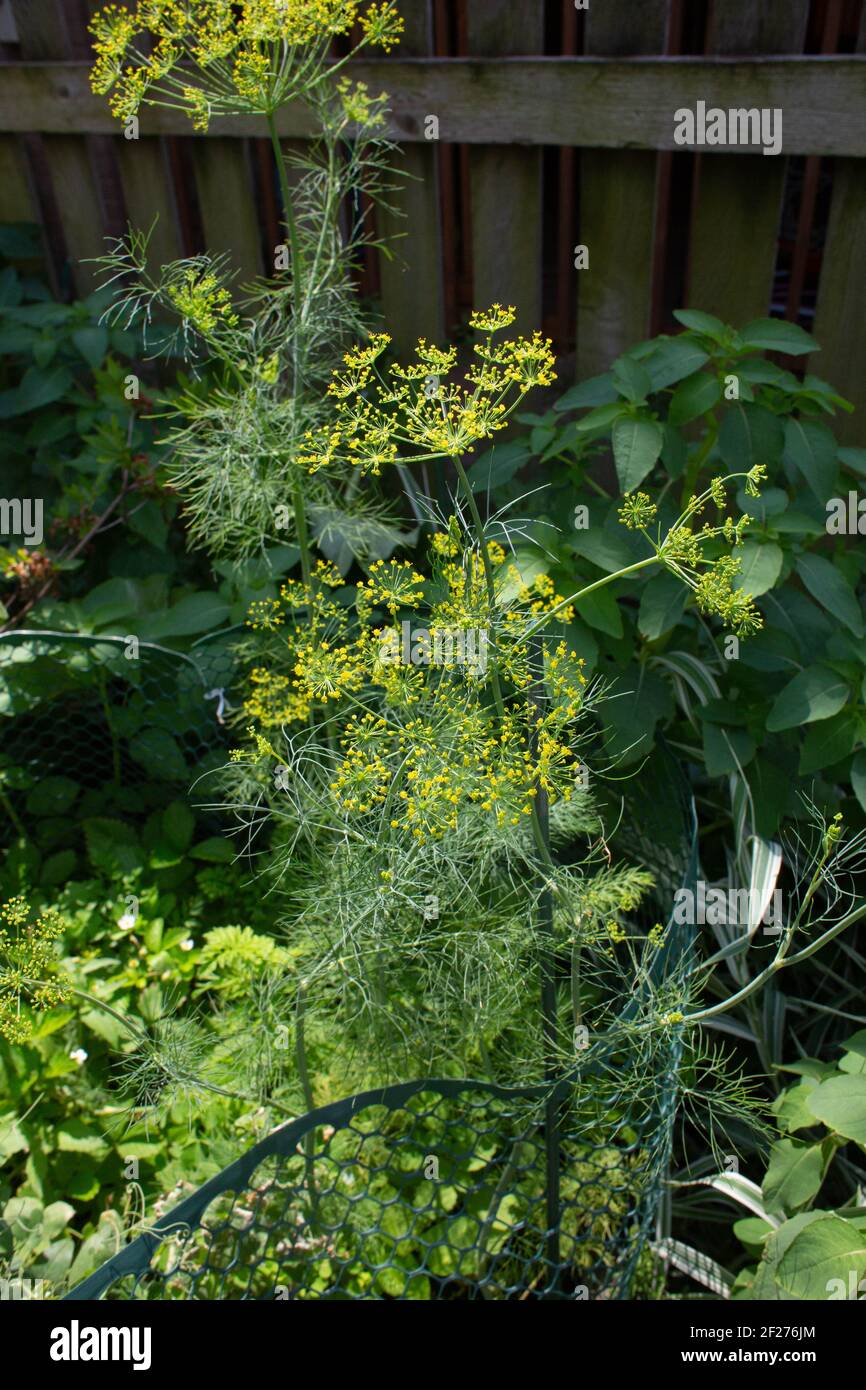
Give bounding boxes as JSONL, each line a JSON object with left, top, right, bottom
{"left": 204, "top": 311, "right": 771, "bottom": 1093}
{"left": 88, "top": 0, "right": 405, "bottom": 558}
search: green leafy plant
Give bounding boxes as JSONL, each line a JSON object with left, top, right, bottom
{"left": 665, "top": 1031, "right": 866, "bottom": 1300}
{"left": 492, "top": 311, "right": 865, "bottom": 838}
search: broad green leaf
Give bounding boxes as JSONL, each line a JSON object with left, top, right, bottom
{"left": 56, "top": 1120, "right": 110, "bottom": 1159}
{"left": 750, "top": 1211, "right": 823, "bottom": 1300}
{"left": 784, "top": 418, "right": 838, "bottom": 502}
{"left": 733, "top": 1217, "right": 774, "bottom": 1252}
{"left": 139, "top": 592, "right": 230, "bottom": 639}
{"left": 739, "top": 317, "right": 817, "bottom": 356}
{"left": 796, "top": 554, "right": 864, "bottom": 637}
{"left": 468, "top": 439, "right": 530, "bottom": 491}
{"left": 806, "top": 1075, "right": 866, "bottom": 1145}
{"left": 162, "top": 801, "right": 195, "bottom": 853}
{"left": 638, "top": 571, "right": 687, "bottom": 640}
{"left": 766, "top": 665, "right": 849, "bottom": 732}
{"left": 570, "top": 501, "right": 646, "bottom": 572}
{"left": 25, "top": 776, "right": 79, "bottom": 817}
{"left": 128, "top": 498, "right": 169, "bottom": 549}
{"left": 736, "top": 485, "right": 788, "bottom": 520}
{"left": 574, "top": 401, "right": 623, "bottom": 435}
{"left": 853, "top": 751, "right": 866, "bottom": 816}
{"left": 496, "top": 549, "right": 547, "bottom": 603}
{"left": 772, "top": 1081, "right": 820, "bottom": 1135}
{"left": 553, "top": 372, "right": 618, "bottom": 413}
{"left": 575, "top": 585, "right": 622, "bottom": 638}
{"left": 601, "top": 667, "right": 672, "bottom": 764}
{"left": 611, "top": 416, "right": 664, "bottom": 494}
{"left": 838, "top": 446, "right": 866, "bottom": 479}
{"left": 672, "top": 309, "right": 728, "bottom": 341}
{"left": 644, "top": 337, "right": 710, "bottom": 391}
{"left": 798, "top": 709, "right": 859, "bottom": 775}
{"left": 718, "top": 403, "right": 784, "bottom": 471}
{"left": 71, "top": 325, "right": 109, "bottom": 366}
{"left": 762, "top": 1139, "right": 826, "bottom": 1216}
{"left": 611, "top": 354, "right": 651, "bottom": 404}
{"left": 668, "top": 370, "right": 721, "bottom": 427}
{"left": 0, "top": 364, "right": 73, "bottom": 418}
{"left": 775, "top": 1214, "right": 866, "bottom": 1300}
{"left": 733, "top": 541, "right": 783, "bottom": 597}
{"left": 190, "top": 836, "right": 235, "bottom": 863}
{"left": 129, "top": 728, "right": 188, "bottom": 780}
{"left": 702, "top": 724, "right": 755, "bottom": 777}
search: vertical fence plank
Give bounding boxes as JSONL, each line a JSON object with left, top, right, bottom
{"left": 378, "top": 0, "right": 444, "bottom": 356}
{"left": 812, "top": 10, "right": 866, "bottom": 438}
{"left": 466, "top": 2, "right": 544, "bottom": 337}
{"left": 687, "top": 1, "right": 809, "bottom": 328}
{"left": 115, "top": 136, "right": 184, "bottom": 272}
{"left": 195, "top": 137, "right": 263, "bottom": 287}
{"left": 0, "top": 135, "right": 35, "bottom": 220}
{"left": 577, "top": 1, "right": 668, "bottom": 379}
{"left": 11, "top": 0, "right": 118, "bottom": 294}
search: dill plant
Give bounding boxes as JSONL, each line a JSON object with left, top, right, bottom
{"left": 215, "top": 308, "right": 780, "bottom": 1107}
{"left": 89, "top": 0, "right": 405, "bottom": 564}
{"left": 75, "top": 4, "right": 866, "bottom": 1283}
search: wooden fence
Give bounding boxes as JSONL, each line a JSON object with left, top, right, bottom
{"left": 1, "top": 0, "right": 865, "bottom": 437}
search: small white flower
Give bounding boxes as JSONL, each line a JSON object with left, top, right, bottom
{"left": 69, "top": 1048, "right": 88, "bottom": 1066}
{"left": 118, "top": 912, "right": 137, "bottom": 931}
{"left": 179, "top": 938, "right": 195, "bottom": 952}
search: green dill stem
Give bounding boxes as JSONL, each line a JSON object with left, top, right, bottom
{"left": 452, "top": 454, "right": 506, "bottom": 718}
{"left": 522, "top": 555, "right": 660, "bottom": 646}
{"left": 681, "top": 899, "right": 866, "bottom": 1024}
{"left": 0, "top": 782, "right": 27, "bottom": 839}
{"left": 295, "top": 983, "right": 315, "bottom": 1114}
{"left": 679, "top": 410, "right": 719, "bottom": 509}
{"left": 292, "top": 479, "right": 313, "bottom": 590}
{"left": 266, "top": 110, "right": 304, "bottom": 388}
{"left": 266, "top": 111, "right": 314, "bottom": 589}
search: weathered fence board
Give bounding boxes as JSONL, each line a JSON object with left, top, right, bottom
{"left": 377, "top": 0, "right": 444, "bottom": 356}
{"left": 1, "top": 4, "right": 865, "bottom": 426}
{"left": 687, "top": 0, "right": 810, "bottom": 329}
{"left": 466, "top": 2, "right": 543, "bottom": 338}
{"left": 812, "top": 7, "right": 866, "bottom": 446}
{"left": 577, "top": 0, "right": 668, "bottom": 380}
{"left": 2, "top": 59, "right": 864, "bottom": 155}
{"left": 195, "top": 136, "right": 263, "bottom": 287}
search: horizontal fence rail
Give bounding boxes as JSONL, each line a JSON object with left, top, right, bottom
{"left": 0, "top": 58, "right": 865, "bottom": 152}
{"left": 0, "top": 0, "right": 865, "bottom": 438}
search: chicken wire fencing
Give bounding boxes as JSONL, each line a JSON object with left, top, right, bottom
{"left": 61, "top": 747, "right": 697, "bottom": 1302}
{"left": 0, "top": 629, "right": 236, "bottom": 844}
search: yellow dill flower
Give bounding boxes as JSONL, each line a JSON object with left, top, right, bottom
{"left": 0, "top": 898, "right": 72, "bottom": 1044}
{"left": 298, "top": 309, "right": 556, "bottom": 477}
{"left": 89, "top": 0, "right": 403, "bottom": 130}
{"left": 167, "top": 267, "right": 238, "bottom": 336}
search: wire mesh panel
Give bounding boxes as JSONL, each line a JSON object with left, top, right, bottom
{"left": 0, "top": 630, "right": 234, "bottom": 842}
{"left": 63, "top": 745, "right": 697, "bottom": 1302}
{"left": 65, "top": 1069, "right": 677, "bottom": 1302}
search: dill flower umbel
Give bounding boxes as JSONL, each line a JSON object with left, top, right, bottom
{"left": 0, "top": 897, "right": 71, "bottom": 1043}
{"left": 298, "top": 309, "right": 557, "bottom": 476}
{"left": 90, "top": 0, "right": 404, "bottom": 129}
